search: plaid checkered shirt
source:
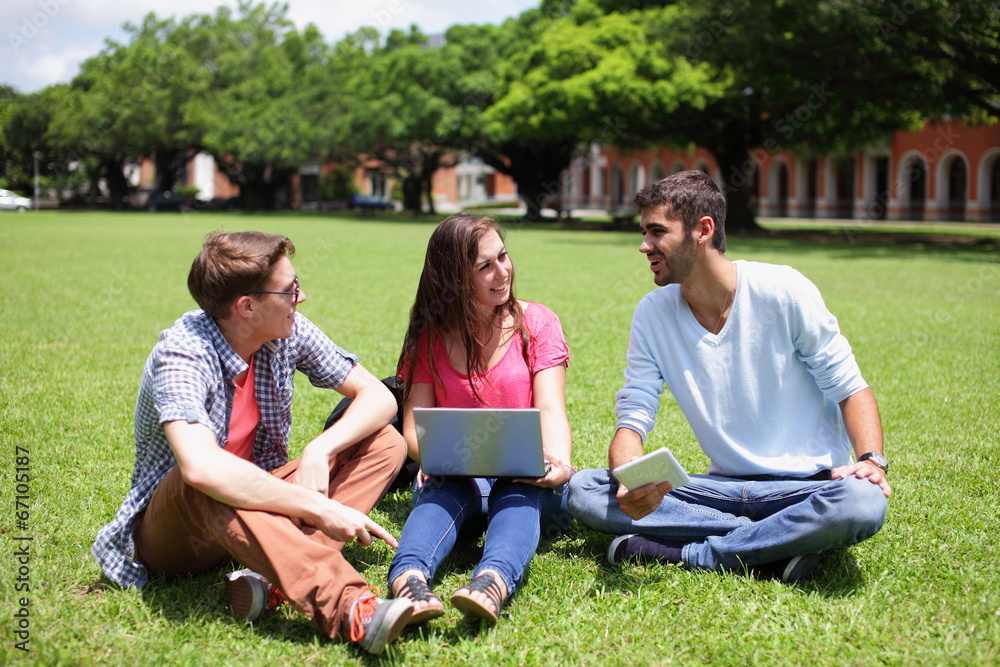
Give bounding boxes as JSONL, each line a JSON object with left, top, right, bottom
{"left": 91, "top": 310, "right": 357, "bottom": 589}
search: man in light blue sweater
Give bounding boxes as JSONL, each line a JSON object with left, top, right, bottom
{"left": 568, "top": 171, "right": 891, "bottom": 582}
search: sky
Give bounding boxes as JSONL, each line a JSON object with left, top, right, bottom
{"left": 1, "top": 0, "right": 541, "bottom": 94}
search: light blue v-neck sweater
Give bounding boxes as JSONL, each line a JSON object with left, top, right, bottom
{"left": 615, "top": 260, "right": 868, "bottom": 478}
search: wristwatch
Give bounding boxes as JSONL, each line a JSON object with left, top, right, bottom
{"left": 857, "top": 452, "right": 889, "bottom": 473}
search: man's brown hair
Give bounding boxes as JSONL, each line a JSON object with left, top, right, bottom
{"left": 187, "top": 231, "right": 295, "bottom": 319}
{"left": 634, "top": 170, "right": 727, "bottom": 252}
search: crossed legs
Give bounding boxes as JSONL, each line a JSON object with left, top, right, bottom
{"left": 133, "top": 425, "right": 405, "bottom": 640}
{"left": 568, "top": 469, "right": 887, "bottom": 572}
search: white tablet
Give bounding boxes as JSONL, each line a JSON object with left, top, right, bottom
{"left": 612, "top": 446, "right": 690, "bottom": 491}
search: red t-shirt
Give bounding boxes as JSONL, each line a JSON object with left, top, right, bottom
{"left": 225, "top": 355, "right": 260, "bottom": 461}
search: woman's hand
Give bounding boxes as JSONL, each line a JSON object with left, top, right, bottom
{"left": 517, "top": 450, "right": 572, "bottom": 488}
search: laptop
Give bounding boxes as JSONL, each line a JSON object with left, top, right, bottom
{"left": 413, "top": 407, "right": 546, "bottom": 478}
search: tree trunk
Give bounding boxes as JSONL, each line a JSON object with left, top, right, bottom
{"left": 475, "top": 139, "right": 576, "bottom": 223}
{"left": 154, "top": 149, "right": 188, "bottom": 193}
{"left": 423, "top": 175, "right": 435, "bottom": 216}
{"left": 421, "top": 152, "right": 441, "bottom": 217}
{"left": 402, "top": 176, "right": 422, "bottom": 214}
{"left": 104, "top": 156, "right": 130, "bottom": 211}
{"left": 713, "top": 147, "right": 762, "bottom": 235}
{"left": 240, "top": 182, "right": 276, "bottom": 210}
{"left": 518, "top": 179, "right": 547, "bottom": 221}
{"left": 239, "top": 165, "right": 276, "bottom": 210}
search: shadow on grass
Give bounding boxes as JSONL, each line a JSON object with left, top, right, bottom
{"left": 373, "top": 487, "right": 415, "bottom": 528}
{"left": 110, "top": 570, "right": 319, "bottom": 646}
{"left": 545, "top": 227, "right": 1000, "bottom": 257}
{"left": 564, "top": 524, "right": 868, "bottom": 600}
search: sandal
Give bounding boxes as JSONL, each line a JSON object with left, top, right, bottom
{"left": 450, "top": 571, "right": 505, "bottom": 623}
{"left": 393, "top": 574, "right": 444, "bottom": 625}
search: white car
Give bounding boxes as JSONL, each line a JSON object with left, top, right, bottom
{"left": 0, "top": 189, "right": 32, "bottom": 212}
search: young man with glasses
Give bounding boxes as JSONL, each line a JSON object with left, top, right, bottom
{"left": 92, "top": 231, "right": 413, "bottom": 654}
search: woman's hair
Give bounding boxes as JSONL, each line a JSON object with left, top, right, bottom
{"left": 188, "top": 231, "right": 295, "bottom": 319}
{"left": 397, "top": 213, "right": 528, "bottom": 404}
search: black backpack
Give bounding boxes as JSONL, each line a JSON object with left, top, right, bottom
{"left": 323, "top": 376, "right": 419, "bottom": 495}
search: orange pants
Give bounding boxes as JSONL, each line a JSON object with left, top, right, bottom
{"left": 133, "top": 425, "right": 405, "bottom": 640}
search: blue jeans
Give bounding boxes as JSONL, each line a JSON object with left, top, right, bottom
{"left": 388, "top": 476, "right": 572, "bottom": 599}
{"left": 567, "top": 469, "right": 887, "bottom": 572}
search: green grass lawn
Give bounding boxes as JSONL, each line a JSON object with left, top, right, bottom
{"left": 1, "top": 211, "right": 998, "bottom": 666}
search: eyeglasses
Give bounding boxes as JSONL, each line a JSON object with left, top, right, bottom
{"left": 247, "top": 276, "right": 300, "bottom": 302}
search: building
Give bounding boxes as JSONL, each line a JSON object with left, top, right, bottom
{"left": 140, "top": 120, "right": 1000, "bottom": 222}
{"left": 559, "top": 119, "right": 1000, "bottom": 222}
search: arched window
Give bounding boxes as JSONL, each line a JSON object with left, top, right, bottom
{"left": 992, "top": 158, "right": 1000, "bottom": 222}
{"left": 649, "top": 162, "right": 665, "bottom": 183}
{"left": 947, "top": 157, "right": 967, "bottom": 220}
{"left": 835, "top": 159, "right": 855, "bottom": 219}
{"left": 610, "top": 165, "right": 624, "bottom": 206}
{"left": 629, "top": 164, "right": 645, "bottom": 198}
{"left": 904, "top": 157, "right": 927, "bottom": 220}
{"left": 805, "top": 158, "right": 818, "bottom": 218}
{"left": 777, "top": 162, "right": 789, "bottom": 217}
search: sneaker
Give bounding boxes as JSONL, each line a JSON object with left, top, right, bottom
{"left": 778, "top": 553, "right": 822, "bottom": 583}
{"left": 607, "top": 534, "right": 684, "bottom": 565}
{"left": 349, "top": 590, "right": 413, "bottom": 655}
{"left": 225, "top": 569, "right": 286, "bottom": 623}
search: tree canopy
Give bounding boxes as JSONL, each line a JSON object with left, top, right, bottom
{"left": 0, "top": 0, "right": 995, "bottom": 220}
{"left": 334, "top": 25, "right": 491, "bottom": 214}
{"left": 498, "top": 0, "right": 998, "bottom": 229}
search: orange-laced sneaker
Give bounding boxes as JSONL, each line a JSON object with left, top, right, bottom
{"left": 348, "top": 587, "right": 413, "bottom": 655}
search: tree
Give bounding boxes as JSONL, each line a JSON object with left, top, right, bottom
{"left": 183, "top": 2, "right": 336, "bottom": 209}
{"left": 512, "top": 0, "right": 997, "bottom": 231}
{"left": 0, "top": 87, "right": 56, "bottom": 194}
{"left": 856, "top": 0, "right": 999, "bottom": 117}
{"left": 643, "top": 0, "right": 997, "bottom": 231}
{"left": 334, "top": 25, "right": 498, "bottom": 214}
{"left": 476, "top": 3, "right": 723, "bottom": 219}
{"left": 63, "top": 13, "right": 209, "bottom": 206}
{"left": 34, "top": 12, "right": 212, "bottom": 208}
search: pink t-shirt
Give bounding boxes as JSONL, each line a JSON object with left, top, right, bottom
{"left": 226, "top": 355, "right": 260, "bottom": 461}
{"left": 409, "top": 301, "right": 569, "bottom": 408}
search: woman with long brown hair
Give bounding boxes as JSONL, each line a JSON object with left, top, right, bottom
{"left": 387, "top": 213, "right": 573, "bottom": 624}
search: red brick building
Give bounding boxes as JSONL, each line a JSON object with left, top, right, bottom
{"left": 561, "top": 120, "right": 1000, "bottom": 222}
{"left": 143, "top": 120, "right": 999, "bottom": 222}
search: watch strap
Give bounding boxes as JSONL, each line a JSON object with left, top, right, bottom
{"left": 857, "top": 452, "right": 888, "bottom": 473}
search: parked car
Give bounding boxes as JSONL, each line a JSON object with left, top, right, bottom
{"left": 190, "top": 196, "right": 239, "bottom": 211}
{"left": 146, "top": 191, "right": 187, "bottom": 212}
{"left": 349, "top": 194, "right": 395, "bottom": 211}
{"left": 0, "top": 189, "right": 31, "bottom": 212}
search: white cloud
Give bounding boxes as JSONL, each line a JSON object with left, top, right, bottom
{"left": 1, "top": 0, "right": 538, "bottom": 93}
{"left": 23, "top": 46, "right": 98, "bottom": 86}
